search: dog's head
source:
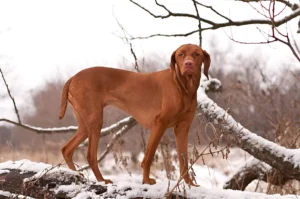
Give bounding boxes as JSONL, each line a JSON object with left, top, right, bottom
{"left": 170, "top": 44, "right": 210, "bottom": 80}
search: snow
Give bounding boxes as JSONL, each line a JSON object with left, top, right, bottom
{"left": 66, "top": 174, "right": 299, "bottom": 199}
{"left": 0, "top": 190, "right": 11, "bottom": 197}
{"left": 198, "top": 78, "right": 300, "bottom": 170}
{"left": 0, "top": 169, "right": 10, "bottom": 174}
{"left": 24, "top": 124, "right": 78, "bottom": 132}
{"left": 0, "top": 159, "right": 298, "bottom": 199}
{"left": 0, "top": 159, "right": 80, "bottom": 182}
{"left": 55, "top": 183, "right": 84, "bottom": 198}
{"left": 0, "top": 159, "right": 51, "bottom": 173}
{"left": 0, "top": 190, "right": 35, "bottom": 198}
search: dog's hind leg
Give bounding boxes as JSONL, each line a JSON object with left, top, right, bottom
{"left": 61, "top": 110, "right": 88, "bottom": 170}
{"left": 83, "top": 105, "right": 113, "bottom": 184}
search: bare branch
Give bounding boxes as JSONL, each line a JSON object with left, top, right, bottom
{"left": 129, "top": 0, "right": 196, "bottom": 20}
{"left": 211, "top": 8, "right": 300, "bottom": 29}
{"left": 129, "top": 43, "right": 139, "bottom": 72}
{"left": 114, "top": 16, "right": 140, "bottom": 72}
{"left": 0, "top": 118, "right": 77, "bottom": 133}
{"left": 192, "top": 0, "right": 202, "bottom": 47}
{"left": 131, "top": 29, "right": 199, "bottom": 40}
{"left": 286, "top": 30, "right": 300, "bottom": 62}
{"left": 128, "top": 0, "right": 300, "bottom": 41}
{"left": 0, "top": 68, "right": 21, "bottom": 123}
{"left": 0, "top": 116, "right": 136, "bottom": 137}
{"left": 226, "top": 1, "right": 300, "bottom": 62}
{"left": 129, "top": 0, "right": 215, "bottom": 25}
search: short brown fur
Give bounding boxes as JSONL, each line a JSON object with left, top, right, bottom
{"left": 59, "top": 44, "right": 211, "bottom": 186}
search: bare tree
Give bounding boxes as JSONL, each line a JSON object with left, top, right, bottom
{"left": 128, "top": 0, "right": 300, "bottom": 60}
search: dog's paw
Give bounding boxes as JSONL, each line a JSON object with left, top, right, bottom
{"left": 185, "top": 179, "right": 199, "bottom": 187}
{"left": 143, "top": 178, "right": 156, "bottom": 185}
{"left": 104, "top": 179, "right": 113, "bottom": 184}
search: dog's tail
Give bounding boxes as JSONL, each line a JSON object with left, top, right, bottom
{"left": 59, "top": 78, "right": 72, "bottom": 120}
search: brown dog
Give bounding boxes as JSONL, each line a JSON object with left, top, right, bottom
{"left": 59, "top": 44, "right": 210, "bottom": 186}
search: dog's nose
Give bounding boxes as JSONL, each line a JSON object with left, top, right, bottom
{"left": 184, "top": 60, "right": 193, "bottom": 68}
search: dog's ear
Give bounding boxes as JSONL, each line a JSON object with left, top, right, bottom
{"left": 170, "top": 51, "right": 176, "bottom": 71}
{"left": 203, "top": 50, "right": 211, "bottom": 80}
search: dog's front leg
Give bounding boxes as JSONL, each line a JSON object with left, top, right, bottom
{"left": 174, "top": 121, "right": 199, "bottom": 187}
{"left": 141, "top": 122, "right": 166, "bottom": 185}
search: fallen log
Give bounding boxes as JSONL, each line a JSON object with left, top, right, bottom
{"left": 197, "top": 78, "right": 300, "bottom": 183}
{"left": 223, "top": 158, "right": 291, "bottom": 190}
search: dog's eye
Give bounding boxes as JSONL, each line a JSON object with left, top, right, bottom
{"left": 194, "top": 53, "right": 200, "bottom": 56}
{"left": 178, "top": 53, "right": 184, "bottom": 57}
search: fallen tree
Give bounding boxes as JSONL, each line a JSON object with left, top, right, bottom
{"left": 223, "top": 158, "right": 291, "bottom": 191}
{"left": 197, "top": 79, "right": 300, "bottom": 188}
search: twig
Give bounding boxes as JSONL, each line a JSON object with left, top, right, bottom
{"left": 236, "top": 0, "right": 299, "bottom": 11}
{"left": 165, "top": 134, "right": 222, "bottom": 197}
{"left": 0, "top": 68, "right": 21, "bottom": 123}
{"left": 114, "top": 14, "right": 140, "bottom": 72}
{"left": 196, "top": 1, "right": 232, "bottom": 22}
{"left": 225, "top": 0, "right": 300, "bottom": 62}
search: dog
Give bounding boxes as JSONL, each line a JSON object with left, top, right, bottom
{"left": 59, "top": 44, "right": 210, "bottom": 186}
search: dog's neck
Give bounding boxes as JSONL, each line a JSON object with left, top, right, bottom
{"left": 173, "top": 66, "right": 200, "bottom": 99}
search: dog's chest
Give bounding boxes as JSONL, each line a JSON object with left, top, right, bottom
{"left": 169, "top": 95, "right": 196, "bottom": 117}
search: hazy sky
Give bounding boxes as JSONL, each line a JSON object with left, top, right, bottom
{"left": 0, "top": 0, "right": 299, "bottom": 121}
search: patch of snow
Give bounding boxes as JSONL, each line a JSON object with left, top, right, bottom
{"left": 24, "top": 164, "right": 81, "bottom": 183}
{"left": 0, "top": 190, "right": 11, "bottom": 197}
{"left": 23, "top": 124, "right": 77, "bottom": 132}
{"left": 0, "top": 159, "right": 51, "bottom": 173}
{"left": 0, "top": 190, "right": 35, "bottom": 199}
{"left": 0, "top": 159, "right": 82, "bottom": 183}
{"left": 103, "top": 175, "right": 297, "bottom": 199}
{"left": 0, "top": 169, "right": 10, "bottom": 174}
{"left": 55, "top": 183, "right": 84, "bottom": 198}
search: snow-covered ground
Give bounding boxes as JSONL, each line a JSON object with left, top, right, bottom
{"left": 0, "top": 153, "right": 298, "bottom": 199}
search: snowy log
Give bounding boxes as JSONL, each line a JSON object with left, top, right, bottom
{"left": 198, "top": 78, "right": 300, "bottom": 183}
{"left": 223, "top": 158, "right": 291, "bottom": 190}
{"left": 0, "top": 160, "right": 188, "bottom": 199}
{"left": 0, "top": 160, "right": 297, "bottom": 199}
{"left": 1, "top": 170, "right": 108, "bottom": 198}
